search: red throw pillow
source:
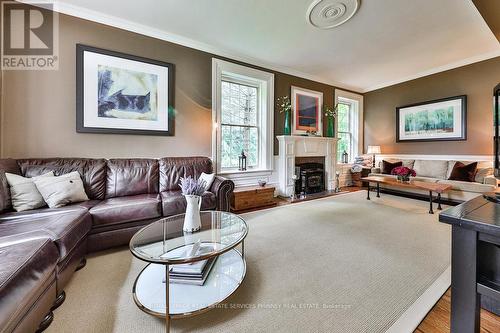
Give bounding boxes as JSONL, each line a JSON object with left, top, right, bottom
{"left": 448, "top": 162, "right": 478, "bottom": 182}
{"left": 381, "top": 160, "right": 403, "bottom": 175}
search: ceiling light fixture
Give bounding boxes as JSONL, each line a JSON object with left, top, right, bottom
{"left": 307, "top": 0, "right": 360, "bottom": 29}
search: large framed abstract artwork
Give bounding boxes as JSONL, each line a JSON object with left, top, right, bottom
{"left": 291, "top": 86, "right": 323, "bottom": 136}
{"left": 396, "top": 95, "right": 467, "bottom": 142}
{"left": 76, "top": 44, "right": 174, "bottom": 135}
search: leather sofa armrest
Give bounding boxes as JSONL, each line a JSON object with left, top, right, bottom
{"left": 484, "top": 175, "right": 500, "bottom": 187}
{"left": 209, "top": 176, "right": 235, "bottom": 212}
{"left": 371, "top": 167, "right": 381, "bottom": 174}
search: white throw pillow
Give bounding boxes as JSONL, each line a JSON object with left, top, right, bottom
{"left": 5, "top": 171, "right": 54, "bottom": 212}
{"left": 199, "top": 172, "right": 216, "bottom": 191}
{"left": 33, "top": 171, "right": 89, "bottom": 208}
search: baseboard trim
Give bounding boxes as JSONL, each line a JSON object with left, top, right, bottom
{"left": 385, "top": 265, "right": 451, "bottom": 333}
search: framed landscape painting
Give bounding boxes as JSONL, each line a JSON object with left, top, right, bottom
{"left": 291, "top": 86, "right": 323, "bottom": 135}
{"left": 76, "top": 44, "right": 174, "bottom": 135}
{"left": 396, "top": 95, "right": 467, "bottom": 142}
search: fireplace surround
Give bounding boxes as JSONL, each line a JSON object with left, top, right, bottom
{"left": 277, "top": 135, "right": 338, "bottom": 197}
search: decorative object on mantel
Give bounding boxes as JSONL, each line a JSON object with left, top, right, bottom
{"left": 179, "top": 176, "right": 206, "bottom": 233}
{"left": 291, "top": 86, "right": 323, "bottom": 136}
{"left": 342, "top": 150, "right": 349, "bottom": 164}
{"left": 391, "top": 166, "right": 416, "bottom": 183}
{"left": 324, "top": 104, "right": 338, "bottom": 137}
{"left": 238, "top": 150, "right": 247, "bottom": 171}
{"left": 366, "top": 145, "right": 381, "bottom": 167}
{"left": 277, "top": 96, "right": 292, "bottom": 135}
{"left": 396, "top": 95, "right": 467, "bottom": 142}
{"left": 76, "top": 44, "right": 174, "bottom": 136}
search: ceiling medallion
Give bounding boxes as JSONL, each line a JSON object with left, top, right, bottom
{"left": 307, "top": 0, "right": 360, "bottom": 29}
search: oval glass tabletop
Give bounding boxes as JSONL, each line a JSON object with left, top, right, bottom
{"left": 130, "top": 211, "right": 248, "bottom": 264}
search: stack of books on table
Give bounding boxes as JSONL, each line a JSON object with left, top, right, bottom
{"left": 168, "top": 243, "right": 217, "bottom": 286}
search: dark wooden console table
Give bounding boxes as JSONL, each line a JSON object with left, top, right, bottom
{"left": 439, "top": 195, "right": 500, "bottom": 333}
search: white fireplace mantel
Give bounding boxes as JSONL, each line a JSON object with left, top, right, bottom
{"left": 277, "top": 135, "right": 339, "bottom": 196}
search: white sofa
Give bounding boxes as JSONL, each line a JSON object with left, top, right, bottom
{"left": 369, "top": 158, "right": 499, "bottom": 202}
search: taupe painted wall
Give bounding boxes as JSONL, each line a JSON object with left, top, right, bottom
{"left": 364, "top": 57, "right": 500, "bottom": 156}
{"left": 1, "top": 12, "right": 343, "bottom": 159}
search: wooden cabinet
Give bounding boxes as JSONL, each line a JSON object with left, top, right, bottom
{"left": 232, "top": 185, "right": 276, "bottom": 212}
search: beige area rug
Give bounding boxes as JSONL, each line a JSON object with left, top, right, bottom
{"left": 46, "top": 191, "right": 451, "bottom": 333}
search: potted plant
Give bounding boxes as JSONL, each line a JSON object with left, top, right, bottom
{"left": 324, "top": 104, "right": 338, "bottom": 137}
{"left": 391, "top": 166, "right": 416, "bottom": 183}
{"left": 277, "top": 96, "right": 292, "bottom": 135}
{"left": 179, "top": 176, "right": 207, "bottom": 232}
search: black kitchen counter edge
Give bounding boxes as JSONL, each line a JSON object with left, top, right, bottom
{"left": 439, "top": 195, "right": 500, "bottom": 238}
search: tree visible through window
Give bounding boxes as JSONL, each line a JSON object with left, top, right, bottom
{"left": 337, "top": 102, "right": 353, "bottom": 162}
{"left": 220, "top": 80, "right": 259, "bottom": 169}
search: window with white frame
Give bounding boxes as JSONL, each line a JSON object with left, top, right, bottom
{"left": 337, "top": 101, "right": 354, "bottom": 162}
{"left": 335, "top": 90, "right": 363, "bottom": 163}
{"left": 212, "top": 59, "right": 274, "bottom": 174}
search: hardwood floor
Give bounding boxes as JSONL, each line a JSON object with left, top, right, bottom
{"left": 415, "top": 289, "right": 500, "bottom": 333}
{"left": 247, "top": 186, "right": 500, "bottom": 332}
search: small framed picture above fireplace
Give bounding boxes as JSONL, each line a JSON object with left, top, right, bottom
{"left": 291, "top": 86, "right": 323, "bottom": 136}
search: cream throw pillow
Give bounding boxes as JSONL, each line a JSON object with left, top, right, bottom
{"left": 33, "top": 171, "right": 89, "bottom": 208}
{"left": 5, "top": 171, "right": 54, "bottom": 212}
{"left": 199, "top": 172, "right": 216, "bottom": 191}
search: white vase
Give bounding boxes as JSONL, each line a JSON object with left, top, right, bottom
{"left": 183, "top": 194, "right": 202, "bottom": 233}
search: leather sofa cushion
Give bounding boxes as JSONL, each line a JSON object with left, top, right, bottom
{"left": 0, "top": 158, "right": 22, "bottom": 213}
{"left": 161, "top": 191, "right": 216, "bottom": 216}
{"left": 105, "top": 159, "right": 159, "bottom": 198}
{"left": 0, "top": 200, "right": 100, "bottom": 221}
{"left": 413, "top": 160, "right": 449, "bottom": 179}
{"left": 18, "top": 158, "right": 107, "bottom": 200}
{"left": 0, "top": 235, "right": 58, "bottom": 333}
{"left": 437, "top": 180, "right": 496, "bottom": 193}
{"left": 0, "top": 208, "right": 91, "bottom": 262}
{"left": 159, "top": 157, "right": 213, "bottom": 192}
{"left": 90, "top": 194, "right": 161, "bottom": 227}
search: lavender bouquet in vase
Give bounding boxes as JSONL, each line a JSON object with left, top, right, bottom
{"left": 179, "top": 176, "right": 207, "bottom": 232}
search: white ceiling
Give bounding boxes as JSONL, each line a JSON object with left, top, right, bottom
{"left": 52, "top": 0, "right": 500, "bottom": 92}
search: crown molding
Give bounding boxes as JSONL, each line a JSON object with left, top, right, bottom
{"left": 20, "top": 1, "right": 500, "bottom": 94}
{"left": 363, "top": 49, "right": 500, "bottom": 93}
{"left": 26, "top": 1, "right": 362, "bottom": 93}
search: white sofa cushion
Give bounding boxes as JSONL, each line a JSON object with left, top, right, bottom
{"left": 5, "top": 171, "right": 54, "bottom": 211}
{"left": 33, "top": 171, "right": 89, "bottom": 208}
{"left": 413, "top": 160, "right": 448, "bottom": 179}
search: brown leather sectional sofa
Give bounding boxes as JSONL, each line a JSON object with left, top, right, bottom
{"left": 0, "top": 156, "right": 234, "bottom": 333}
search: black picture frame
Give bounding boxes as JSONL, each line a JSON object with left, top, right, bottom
{"left": 76, "top": 44, "right": 175, "bottom": 136}
{"left": 396, "top": 95, "right": 467, "bottom": 143}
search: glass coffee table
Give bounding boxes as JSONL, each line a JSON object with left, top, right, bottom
{"left": 129, "top": 211, "right": 248, "bottom": 333}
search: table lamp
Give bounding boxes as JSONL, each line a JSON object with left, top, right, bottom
{"left": 367, "top": 145, "right": 381, "bottom": 168}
